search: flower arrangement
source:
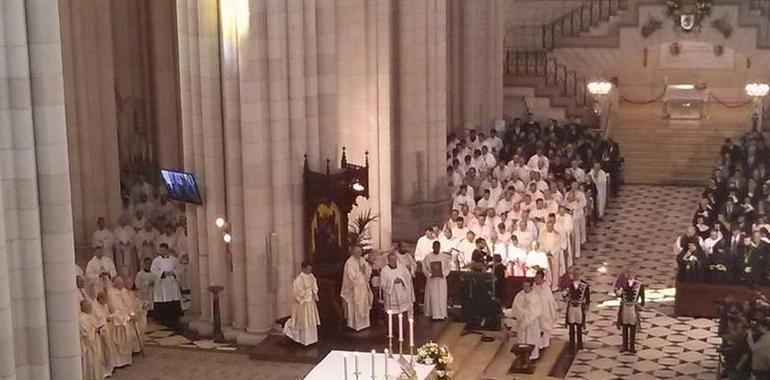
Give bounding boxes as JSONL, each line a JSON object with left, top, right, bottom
{"left": 415, "top": 342, "right": 453, "bottom": 379}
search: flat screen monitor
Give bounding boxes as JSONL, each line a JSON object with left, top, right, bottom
{"left": 159, "top": 169, "right": 203, "bottom": 205}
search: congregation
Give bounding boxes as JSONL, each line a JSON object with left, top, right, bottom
{"left": 76, "top": 172, "right": 190, "bottom": 378}
{"left": 676, "top": 126, "right": 770, "bottom": 285}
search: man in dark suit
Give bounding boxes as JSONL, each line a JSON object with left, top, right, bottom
{"left": 721, "top": 199, "right": 742, "bottom": 224}
{"left": 720, "top": 138, "right": 744, "bottom": 164}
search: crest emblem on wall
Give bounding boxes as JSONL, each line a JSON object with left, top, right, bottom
{"left": 680, "top": 14, "right": 695, "bottom": 31}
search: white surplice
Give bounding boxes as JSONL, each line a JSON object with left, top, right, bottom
{"left": 524, "top": 249, "right": 549, "bottom": 277}
{"left": 511, "top": 290, "right": 542, "bottom": 359}
{"left": 421, "top": 252, "right": 452, "bottom": 319}
{"left": 79, "top": 311, "right": 105, "bottom": 380}
{"left": 92, "top": 228, "right": 115, "bottom": 260}
{"left": 340, "top": 256, "right": 373, "bottom": 331}
{"left": 150, "top": 255, "right": 181, "bottom": 303}
{"left": 283, "top": 272, "right": 321, "bottom": 346}
{"left": 380, "top": 263, "right": 415, "bottom": 314}
{"left": 414, "top": 235, "right": 436, "bottom": 263}
{"left": 534, "top": 282, "right": 557, "bottom": 349}
{"left": 589, "top": 169, "right": 609, "bottom": 219}
{"left": 85, "top": 256, "right": 117, "bottom": 295}
{"left": 538, "top": 230, "right": 564, "bottom": 289}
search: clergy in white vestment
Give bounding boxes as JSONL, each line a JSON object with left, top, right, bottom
{"left": 283, "top": 261, "right": 321, "bottom": 346}
{"left": 341, "top": 246, "right": 373, "bottom": 331}
{"left": 525, "top": 242, "right": 549, "bottom": 278}
{"left": 702, "top": 228, "right": 723, "bottom": 255}
{"left": 92, "top": 292, "right": 116, "bottom": 376}
{"left": 533, "top": 270, "right": 558, "bottom": 349}
{"left": 91, "top": 217, "right": 115, "bottom": 261}
{"left": 118, "top": 278, "right": 147, "bottom": 353}
{"left": 79, "top": 300, "right": 105, "bottom": 380}
{"left": 437, "top": 228, "right": 458, "bottom": 271}
{"left": 510, "top": 279, "right": 542, "bottom": 360}
{"left": 135, "top": 222, "right": 158, "bottom": 261}
{"left": 422, "top": 242, "right": 452, "bottom": 320}
{"left": 513, "top": 219, "right": 537, "bottom": 250}
{"left": 134, "top": 257, "right": 155, "bottom": 311}
{"left": 85, "top": 243, "right": 117, "bottom": 296}
{"left": 76, "top": 275, "right": 93, "bottom": 305}
{"left": 455, "top": 231, "right": 477, "bottom": 270}
{"left": 106, "top": 277, "right": 134, "bottom": 367}
{"left": 150, "top": 243, "right": 183, "bottom": 330}
{"left": 539, "top": 221, "right": 565, "bottom": 289}
{"left": 414, "top": 228, "right": 437, "bottom": 264}
{"left": 380, "top": 253, "right": 415, "bottom": 315}
{"left": 396, "top": 245, "right": 419, "bottom": 277}
{"left": 554, "top": 207, "right": 575, "bottom": 267}
{"left": 113, "top": 217, "right": 136, "bottom": 277}
{"left": 507, "top": 236, "right": 527, "bottom": 277}
{"left": 588, "top": 163, "right": 609, "bottom": 219}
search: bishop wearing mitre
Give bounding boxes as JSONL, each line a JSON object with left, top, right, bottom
{"left": 381, "top": 252, "right": 415, "bottom": 317}
{"left": 422, "top": 241, "right": 452, "bottom": 320}
{"left": 510, "top": 279, "right": 542, "bottom": 360}
{"left": 341, "top": 246, "right": 373, "bottom": 331}
{"left": 283, "top": 261, "right": 321, "bottom": 346}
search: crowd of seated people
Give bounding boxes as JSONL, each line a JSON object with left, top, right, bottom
{"left": 76, "top": 171, "right": 190, "bottom": 378}
{"left": 677, "top": 129, "right": 770, "bottom": 285}
{"left": 717, "top": 294, "right": 770, "bottom": 379}
{"left": 412, "top": 113, "right": 622, "bottom": 293}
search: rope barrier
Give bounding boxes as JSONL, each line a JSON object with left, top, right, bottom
{"left": 709, "top": 94, "right": 753, "bottom": 109}
{"left": 619, "top": 90, "right": 666, "bottom": 105}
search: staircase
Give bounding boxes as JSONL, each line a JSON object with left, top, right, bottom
{"left": 611, "top": 102, "right": 751, "bottom": 185}
{"left": 433, "top": 322, "right": 571, "bottom": 380}
{"left": 503, "top": 0, "right": 628, "bottom": 122}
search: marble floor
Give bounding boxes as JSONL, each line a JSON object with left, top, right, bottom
{"left": 113, "top": 185, "right": 719, "bottom": 380}
{"left": 556, "top": 185, "right": 720, "bottom": 380}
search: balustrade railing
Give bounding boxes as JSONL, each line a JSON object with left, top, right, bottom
{"left": 505, "top": 0, "right": 626, "bottom": 51}
{"left": 504, "top": 50, "right": 588, "bottom": 107}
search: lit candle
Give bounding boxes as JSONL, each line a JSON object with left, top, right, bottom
{"left": 355, "top": 354, "right": 359, "bottom": 376}
{"left": 398, "top": 313, "right": 403, "bottom": 342}
{"left": 409, "top": 317, "right": 415, "bottom": 347}
{"left": 344, "top": 355, "right": 349, "bottom": 380}
{"left": 371, "top": 349, "right": 376, "bottom": 379}
{"left": 387, "top": 310, "right": 393, "bottom": 338}
{"left": 384, "top": 349, "right": 389, "bottom": 376}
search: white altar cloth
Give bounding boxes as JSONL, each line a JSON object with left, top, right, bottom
{"left": 663, "top": 84, "right": 709, "bottom": 119}
{"left": 303, "top": 350, "right": 435, "bottom": 380}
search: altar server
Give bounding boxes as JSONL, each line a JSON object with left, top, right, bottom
{"left": 79, "top": 300, "right": 105, "bottom": 380}
{"left": 283, "top": 261, "right": 320, "bottom": 346}
{"left": 381, "top": 252, "right": 415, "bottom": 315}
{"left": 341, "top": 246, "right": 373, "bottom": 331}
{"left": 510, "top": 279, "right": 542, "bottom": 360}
{"left": 534, "top": 270, "right": 558, "bottom": 349}
{"left": 151, "top": 243, "right": 182, "bottom": 330}
{"left": 422, "top": 241, "right": 452, "bottom": 320}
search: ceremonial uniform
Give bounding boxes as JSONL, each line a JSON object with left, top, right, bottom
{"left": 562, "top": 279, "right": 590, "bottom": 350}
{"left": 615, "top": 278, "right": 645, "bottom": 353}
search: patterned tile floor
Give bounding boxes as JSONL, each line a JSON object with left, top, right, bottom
{"left": 558, "top": 185, "right": 720, "bottom": 380}
{"left": 144, "top": 320, "right": 239, "bottom": 352}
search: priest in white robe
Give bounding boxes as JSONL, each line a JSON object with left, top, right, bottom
{"left": 106, "top": 277, "right": 133, "bottom": 367}
{"left": 134, "top": 257, "right": 155, "bottom": 312}
{"left": 524, "top": 242, "right": 549, "bottom": 278}
{"left": 79, "top": 300, "right": 105, "bottom": 380}
{"left": 85, "top": 242, "right": 117, "bottom": 296}
{"left": 588, "top": 163, "right": 609, "bottom": 219}
{"left": 283, "top": 261, "right": 321, "bottom": 346}
{"left": 380, "top": 253, "right": 415, "bottom": 315}
{"left": 539, "top": 221, "right": 565, "bottom": 289}
{"left": 510, "top": 279, "right": 542, "bottom": 360}
{"left": 113, "top": 217, "right": 136, "bottom": 276}
{"left": 341, "top": 246, "right": 373, "bottom": 331}
{"left": 150, "top": 243, "right": 182, "bottom": 330}
{"left": 533, "top": 270, "right": 557, "bottom": 349}
{"left": 554, "top": 207, "right": 575, "bottom": 267}
{"left": 91, "top": 217, "right": 114, "bottom": 261}
{"left": 92, "top": 292, "right": 116, "bottom": 376}
{"left": 414, "top": 228, "right": 436, "bottom": 263}
{"left": 422, "top": 241, "right": 452, "bottom": 320}
{"left": 396, "top": 245, "right": 418, "bottom": 277}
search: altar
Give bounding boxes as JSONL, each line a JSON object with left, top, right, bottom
{"left": 303, "top": 350, "right": 435, "bottom": 380}
{"left": 663, "top": 84, "right": 709, "bottom": 119}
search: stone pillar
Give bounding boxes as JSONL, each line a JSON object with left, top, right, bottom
{"left": 0, "top": 0, "right": 81, "bottom": 378}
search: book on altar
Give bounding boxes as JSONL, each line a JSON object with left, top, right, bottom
{"left": 430, "top": 261, "right": 443, "bottom": 278}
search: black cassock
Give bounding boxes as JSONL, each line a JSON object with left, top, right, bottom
{"left": 706, "top": 249, "right": 733, "bottom": 284}
{"left": 676, "top": 248, "right": 705, "bottom": 283}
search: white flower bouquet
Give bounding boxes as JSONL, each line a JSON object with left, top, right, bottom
{"left": 415, "top": 342, "right": 453, "bottom": 379}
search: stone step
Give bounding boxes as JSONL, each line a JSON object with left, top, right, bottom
{"left": 436, "top": 322, "right": 465, "bottom": 347}
{"left": 453, "top": 333, "right": 506, "bottom": 380}
{"left": 446, "top": 331, "right": 483, "bottom": 373}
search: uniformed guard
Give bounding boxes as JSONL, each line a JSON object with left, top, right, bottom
{"left": 562, "top": 268, "right": 590, "bottom": 351}
{"left": 615, "top": 269, "right": 645, "bottom": 353}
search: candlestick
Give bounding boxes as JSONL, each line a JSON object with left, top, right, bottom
{"left": 371, "top": 350, "right": 376, "bottom": 380}
{"left": 387, "top": 310, "right": 393, "bottom": 338}
{"left": 408, "top": 317, "right": 414, "bottom": 347}
{"left": 383, "top": 349, "right": 389, "bottom": 379}
{"left": 354, "top": 353, "right": 360, "bottom": 380}
{"left": 398, "top": 313, "right": 403, "bottom": 342}
{"left": 344, "top": 355, "right": 349, "bottom": 380}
